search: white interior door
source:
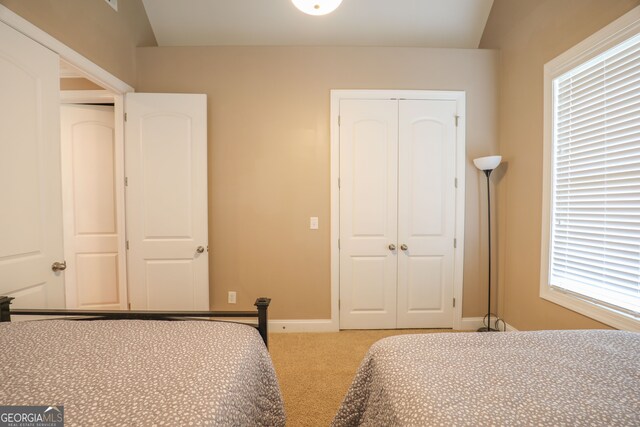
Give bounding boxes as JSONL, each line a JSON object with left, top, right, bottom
{"left": 61, "top": 104, "right": 127, "bottom": 309}
{"left": 0, "top": 21, "right": 65, "bottom": 308}
{"left": 396, "top": 100, "right": 457, "bottom": 328}
{"left": 125, "top": 93, "right": 209, "bottom": 310}
{"left": 339, "top": 99, "right": 398, "bottom": 329}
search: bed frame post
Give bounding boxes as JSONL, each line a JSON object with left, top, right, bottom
{"left": 0, "top": 296, "right": 14, "bottom": 322}
{"left": 254, "top": 297, "right": 271, "bottom": 348}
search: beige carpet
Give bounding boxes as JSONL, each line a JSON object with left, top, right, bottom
{"left": 269, "top": 329, "right": 452, "bottom": 427}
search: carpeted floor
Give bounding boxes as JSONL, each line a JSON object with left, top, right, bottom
{"left": 269, "top": 329, "right": 453, "bottom": 427}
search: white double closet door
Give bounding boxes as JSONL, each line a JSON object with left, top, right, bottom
{"left": 339, "top": 98, "right": 458, "bottom": 329}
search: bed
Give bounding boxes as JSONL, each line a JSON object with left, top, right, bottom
{"left": 332, "top": 330, "right": 640, "bottom": 427}
{"left": 0, "top": 296, "right": 286, "bottom": 426}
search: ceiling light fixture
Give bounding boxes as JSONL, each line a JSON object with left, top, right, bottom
{"left": 291, "top": 0, "right": 343, "bottom": 16}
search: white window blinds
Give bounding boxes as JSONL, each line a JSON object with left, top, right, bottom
{"left": 551, "top": 32, "right": 640, "bottom": 317}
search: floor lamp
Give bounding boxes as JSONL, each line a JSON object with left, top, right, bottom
{"left": 473, "top": 155, "right": 501, "bottom": 332}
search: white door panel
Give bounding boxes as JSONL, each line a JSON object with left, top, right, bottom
{"left": 397, "top": 100, "right": 456, "bottom": 328}
{"left": 125, "top": 93, "right": 209, "bottom": 310}
{"left": 75, "top": 253, "right": 119, "bottom": 305}
{"left": 339, "top": 99, "right": 398, "bottom": 329}
{"left": 61, "top": 105, "right": 125, "bottom": 309}
{"left": 144, "top": 260, "right": 198, "bottom": 310}
{"left": 140, "top": 113, "right": 193, "bottom": 238}
{"left": 0, "top": 20, "right": 64, "bottom": 308}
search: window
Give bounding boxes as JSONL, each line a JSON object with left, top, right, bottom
{"left": 542, "top": 8, "right": 640, "bottom": 331}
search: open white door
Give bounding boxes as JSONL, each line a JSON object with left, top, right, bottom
{"left": 125, "top": 93, "right": 209, "bottom": 310}
{"left": 0, "top": 21, "right": 65, "bottom": 308}
{"left": 61, "top": 104, "right": 127, "bottom": 310}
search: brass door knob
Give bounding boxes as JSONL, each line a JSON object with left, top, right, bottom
{"left": 196, "top": 246, "right": 205, "bottom": 253}
{"left": 400, "top": 244, "right": 408, "bottom": 251}
{"left": 52, "top": 261, "right": 67, "bottom": 272}
{"left": 388, "top": 244, "right": 396, "bottom": 251}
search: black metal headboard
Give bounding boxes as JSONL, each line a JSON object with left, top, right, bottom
{"left": 0, "top": 296, "right": 271, "bottom": 347}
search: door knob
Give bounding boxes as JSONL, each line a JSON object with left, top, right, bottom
{"left": 388, "top": 244, "right": 396, "bottom": 251}
{"left": 400, "top": 244, "right": 408, "bottom": 251}
{"left": 196, "top": 246, "right": 205, "bottom": 253}
{"left": 51, "top": 261, "right": 67, "bottom": 272}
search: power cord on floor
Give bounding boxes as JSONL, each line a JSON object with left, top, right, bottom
{"left": 482, "top": 313, "right": 507, "bottom": 331}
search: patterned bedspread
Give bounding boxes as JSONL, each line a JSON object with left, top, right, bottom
{"left": 333, "top": 330, "right": 640, "bottom": 427}
{"left": 0, "top": 319, "right": 286, "bottom": 426}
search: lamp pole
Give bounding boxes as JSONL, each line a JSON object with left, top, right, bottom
{"left": 478, "top": 169, "right": 497, "bottom": 332}
{"left": 473, "top": 155, "right": 501, "bottom": 332}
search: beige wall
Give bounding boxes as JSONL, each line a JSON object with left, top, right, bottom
{"left": 136, "top": 46, "right": 499, "bottom": 319}
{"left": 480, "top": 0, "right": 639, "bottom": 330}
{"left": 60, "top": 78, "right": 104, "bottom": 91}
{"left": 0, "top": 0, "right": 156, "bottom": 86}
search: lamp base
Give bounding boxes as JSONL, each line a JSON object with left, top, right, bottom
{"left": 477, "top": 327, "right": 499, "bottom": 332}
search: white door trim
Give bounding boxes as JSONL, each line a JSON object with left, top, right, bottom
{"left": 60, "top": 90, "right": 115, "bottom": 105}
{"left": 330, "top": 90, "right": 466, "bottom": 331}
{"left": 0, "top": 4, "right": 132, "bottom": 308}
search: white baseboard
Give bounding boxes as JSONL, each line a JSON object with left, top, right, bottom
{"left": 269, "top": 319, "right": 338, "bottom": 333}
{"left": 458, "top": 317, "right": 484, "bottom": 331}
{"left": 459, "top": 317, "right": 520, "bottom": 332}
{"left": 268, "top": 318, "right": 518, "bottom": 333}
{"left": 504, "top": 322, "right": 519, "bottom": 332}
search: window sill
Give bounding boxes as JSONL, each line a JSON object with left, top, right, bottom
{"left": 540, "top": 285, "right": 640, "bottom": 332}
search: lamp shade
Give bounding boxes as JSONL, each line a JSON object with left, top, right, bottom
{"left": 473, "top": 155, "right": 502, "bottom": 171}
{"left": 291, "top": 0, "right": 343, "bottom": 15}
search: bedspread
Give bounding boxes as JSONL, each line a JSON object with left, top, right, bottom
{"left": 333, "top": 330, "right": 640, "bottom": 426}
{"left": 0, "top": 319, "right": 285, "bottom": 426}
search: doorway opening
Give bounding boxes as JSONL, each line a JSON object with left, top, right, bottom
{"left": 59, "top": 60, "right": 128, "bottom": 310}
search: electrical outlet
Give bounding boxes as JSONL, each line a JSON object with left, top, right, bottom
{"left": 228, "top": 291, "right": 237, "bottom": 304}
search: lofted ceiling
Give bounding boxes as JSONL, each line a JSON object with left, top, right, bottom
{"left": 142, "top": 0, "right": 494, "bottom": 48}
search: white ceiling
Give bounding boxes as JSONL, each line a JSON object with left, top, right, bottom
{"left": 142, "top": 0, "right": 494, "bottom": 48}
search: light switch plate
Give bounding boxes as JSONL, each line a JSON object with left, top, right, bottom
{"left": 310, "top": 217, "right": 319, "bottom": 230}
{"left": 228, "top": 291, "right": 237, "bottom": 304}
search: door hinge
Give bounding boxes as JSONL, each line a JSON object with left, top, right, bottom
{"left": 455, "top": 115, "right": 459, "bottom": 127}
{"left": 124, "top": 112, "right": 127, "bottom": 122}
{"left": 338, "top": 239, "right": 341, "bottom": 249}
{"left": 453, "top": 238, "right": 457, "bottom": 248}
{"left": 125, "top": 177, "right": 128, "bottom": 186}
{"left": 128, "top": 303, "right": 131, "bottom": 310}
{"left": 126, "top": 240, "right": 129, "bottom": 250}
{"left": 338, "top": 299, "right": 341, "bottom": 309}
{"left": 454, "top": 178, "right": 458, "bottom": 188}
{"left": 338, "top": 177, "right": 341, "bottom": 189}
{"left": 453, "top": 298, "right": 456, "bottom": 308}
{"left": 338, "top": 115, "right": 341, "bottom": 126}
